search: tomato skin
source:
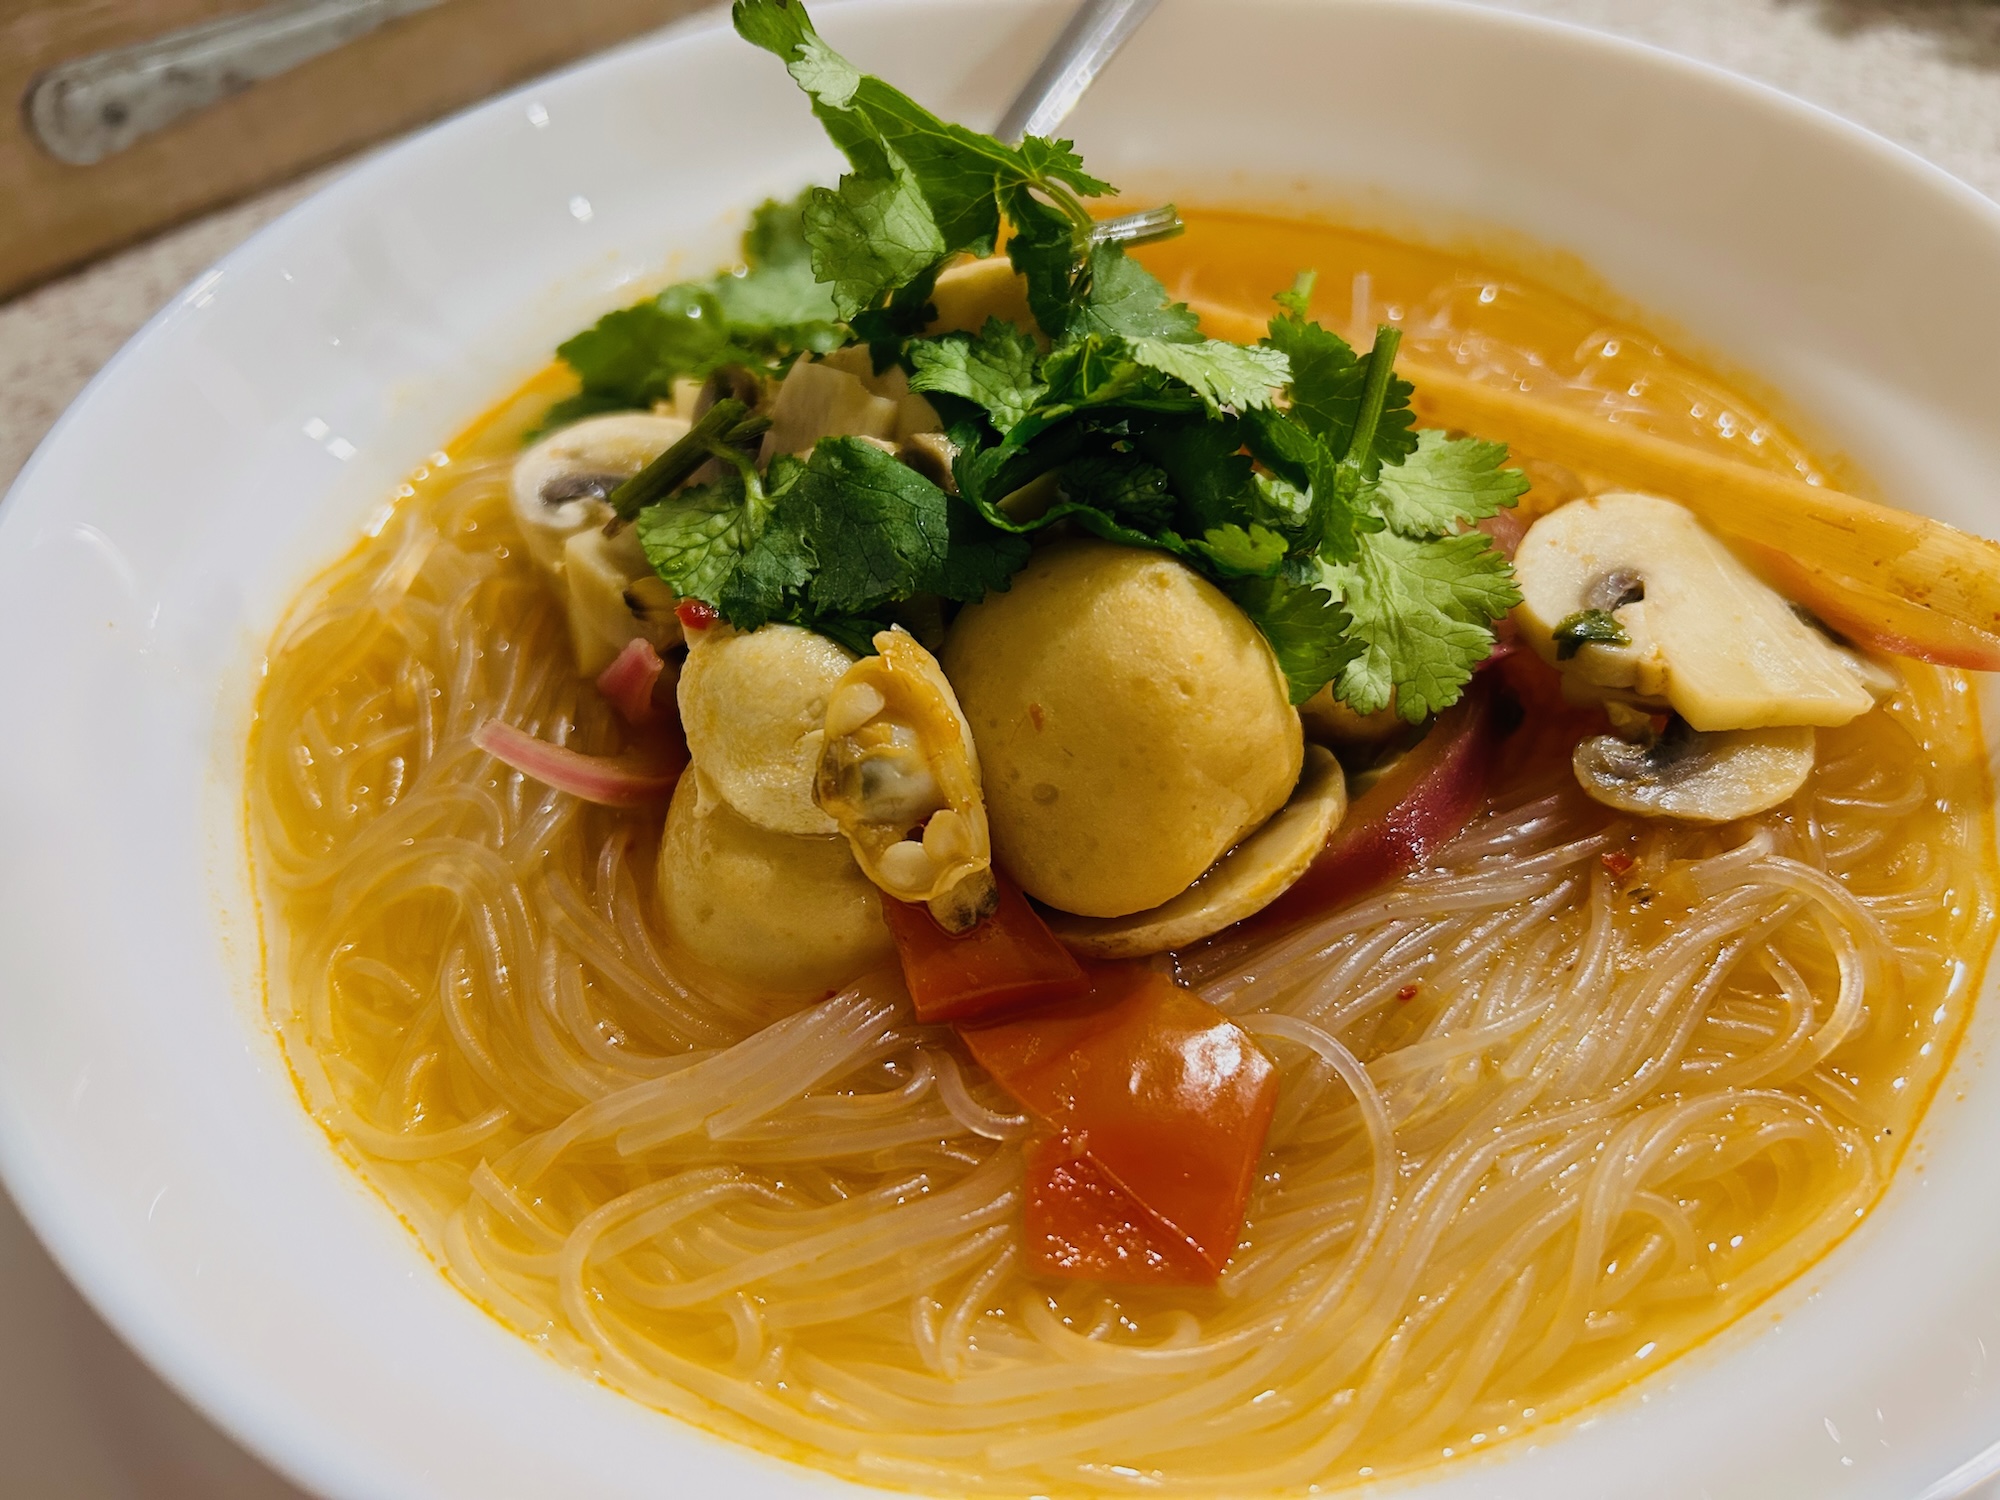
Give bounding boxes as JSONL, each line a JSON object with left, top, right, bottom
{"left": 881, "top": 876, "right": 1088, "bottom": 1024}
{"left": 960, "top": 963, "right": 1278, "bottom": 1283}
{"left": 1022, "top": 1132, "right": 1217, "bottom": 1285}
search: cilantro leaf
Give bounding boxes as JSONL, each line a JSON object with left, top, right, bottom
{"left": 908, "top": 318, "right": 1046, "bottom": 430}
{"left": 1371, "top": 430, "right": 1529, "bottom": 537}
{"left": 1250, "top": 471, "right": 1311, "bottom": 531}
{"left": 803, "top": 148, "right": 946, "bottom": 318}
{"left": 1137, "top": 418, "right": 1258, "bottom": 535}
{"left": 751, "top": 438, "right": 1029, "bottom": 622}
{"left": 1079, "top": 244, "right": 1201, "bottom": 342}
{"left": 1191, "top": 523, "right": 1288, "bottom": 578}
{"left": 547, "top": 193, "right": 842, "bottom": 429}
{"left": 1057, "top": 453, "right": 1176, "bottom": 529}
{"left": 1127, "top": 337, "right": 1288, "bottom": 413}
{"left": 554, "top": 302, "right": 719, "bottom": 412}
{"left": 1229, "top": 575, "right": 1362, "bottom": 706}
{"left": 638, "top": 440, "right": 1026, "bottom": 635}
{"left": 1019, "top": 136, "right": 1114, "bottom": 197}
{"left": 1264, "top": 312, "right": 1359, "bottom": 436}
{"left": 1274, "top": 270, "right": 1316, "bottom": 319}
{"left": 1320, "top": 530, "right": 1522, "bottom": 721}
{"left": 1005, "top": 183, "right": 1085, "bottom": 339}
{"left": 1241, "top": 407, "right": 1373, "bottom": 563}
{"left": 1265, "top": 314, "right": 1417, "bottom": 476}
{"left": 734, "top": 0, "right": 1113, "bottom": 323}
{"left": 635, "top": 470, "right": 773, "bottom": 605}
{"left": 1552, "top": 608, "right": 1630, "bottom": 659}
{"left": 786, "top": 437, "right": 1026, "bottom": 612}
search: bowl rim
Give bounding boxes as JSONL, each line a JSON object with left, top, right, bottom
{"left": 7, "top": 2, "right": 2000, "bottom": 1497}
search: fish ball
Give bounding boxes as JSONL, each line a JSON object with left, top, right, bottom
{"left": 657, "top": 772, "right": 892, "bottom": 995}
{"left": 942, "top": 540, "right": 1303, "bottom": 917}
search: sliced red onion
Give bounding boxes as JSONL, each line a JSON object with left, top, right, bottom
{"left": 595, "top": 638, "right": 668, "bottom": 726}
{"left": 471, "top": 718, "right": 680, "bottom": 808}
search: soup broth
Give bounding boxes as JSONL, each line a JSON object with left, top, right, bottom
{"left": 249, "top": 209, "right": 1997, "bottom": 1494}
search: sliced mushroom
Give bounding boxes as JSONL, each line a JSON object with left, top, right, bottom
{"left": 758, "top": 355, "right": 900, "bottom": 462}
{"left": 812, "top": 345, "right": 942, "bottom": 439}
{"left": 815, "top": 628, "right": 996, "bottom": 932}
{"left": 1573, "top": 719, "right": 1815, "bottom": 823}
{"left": 898, "top": 431, "right": 958, "bottom": 493}
{"left": 1045, "top": 747, "right": 1348, "bottom": 958}
{"left": 1514, "top": 493, "right": 1874, "bottom": 731}
{"left": 510, "top": 412, "right": 689, "bottom": 572}
{"left": 678, "top": 624, "right": 855, "bottom": 836}
{"left": 560, "top": 527, "right": 682, "bottom": 676}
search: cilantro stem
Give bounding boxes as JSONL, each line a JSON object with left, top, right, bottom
{"left": 1341, "top": 325, "right": 1403, "bottom": 470}
{"left": 1088, "top": 203, "right": 1184, "bottom": 249}
{"left": 606, "top": 399, "right": 768, "bottom": 522}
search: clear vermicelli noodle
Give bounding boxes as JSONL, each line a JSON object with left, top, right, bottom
{"left": 249, "top": 212, "right": 1998, "bottom": 1494}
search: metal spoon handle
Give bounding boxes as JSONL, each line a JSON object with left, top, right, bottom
{"left": 994, "top": 0, "right": 1163, "bottom": 146}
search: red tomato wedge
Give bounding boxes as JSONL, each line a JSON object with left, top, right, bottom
{"left": 1023, "top": 1132, "right": 1218, "bottom": 1284}
{"left": 881, "top": 875, "right": 1088, "bottom": 1024}
{"left": 1254, "top": 673, "right": 1501, "bottom": 929}
{"left": 959, "top": 964, "right": 1278, "bottom": 1284}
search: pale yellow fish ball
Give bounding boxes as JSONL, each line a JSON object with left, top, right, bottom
{"left": 657, "top": 772, "right": 892, "bottom": 996}
{"left": 942, "top": 539, "right": 1303, "bottom": 918}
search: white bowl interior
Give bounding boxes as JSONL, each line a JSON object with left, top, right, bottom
{"left": 4, "top": 1, "right": 2000, "bottom": 1495}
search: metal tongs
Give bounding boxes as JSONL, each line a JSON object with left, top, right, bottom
{"left": 994, "top": 0, "right": 1182, "bottom": 249}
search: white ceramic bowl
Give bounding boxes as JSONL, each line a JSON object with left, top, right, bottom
{"left": 6, "top": 2, "right": 2000, "bottom": 1495}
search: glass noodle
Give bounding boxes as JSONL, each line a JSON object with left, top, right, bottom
{"left": 248, "top": 212, "right": 1998, "bottom": 1494}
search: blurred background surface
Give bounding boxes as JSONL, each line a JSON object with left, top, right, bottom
{"left": 3, "top": 0, "right": 2000, "bottom": 1494}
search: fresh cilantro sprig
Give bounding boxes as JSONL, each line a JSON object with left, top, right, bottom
{"left": 605, "top": 399, "right": 771, "bottom": 522}
{"left": 537, "top": 195, "right": 844, "bottom": 435}
{"left": 733, "top": 0, "right": 1118, "bottom": 333}
{"left": 541, "top": 0, "right": 1531, "bottom": 725}
{"left": 636, "top": 437, "right": 1028, "bottom": 648}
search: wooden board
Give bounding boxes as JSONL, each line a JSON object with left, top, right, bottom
{"left": 0, "top": 0, "right": 709, "bottom": 297}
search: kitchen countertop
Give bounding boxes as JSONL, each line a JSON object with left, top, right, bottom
{"left": 3, "top": 2, "right": 1998, "bottom": 1495}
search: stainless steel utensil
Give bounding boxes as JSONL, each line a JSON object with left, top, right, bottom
{"left": 993, "top": 0, "right": 1178, "bottom": 249}
{"left": 27, "top": 0, "right": 445, "bottom": 166}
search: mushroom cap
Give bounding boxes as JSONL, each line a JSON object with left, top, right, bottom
{"left": 657, "top": 771, "right": 892, "bottom": 995}
{"left": 1573, "top": 722, "right": 1816, "bottom": 823}
{"left": 678, "top": 623, "right": 854, "bottom": 836}
{"left": 1047, "top": 745, "right": 1347, "bottom": 957}
{"left": 509, "top": 412, "right": 688, "bottom": 573}
{"left": 941, "top": 539, "right": 1304, "bottom": 918}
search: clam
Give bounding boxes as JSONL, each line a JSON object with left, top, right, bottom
{"left": 815, "top": 628, "right": 996, "bottom": 932}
